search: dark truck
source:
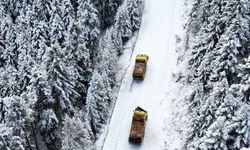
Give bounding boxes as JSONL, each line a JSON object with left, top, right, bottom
{"left": 128, "top": 107, "right": 148, "bottom": 144}
{"left": 132, "top": 54, "right": 149, "bottom": 80}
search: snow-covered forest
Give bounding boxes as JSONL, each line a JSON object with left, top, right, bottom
{"left": 178, "top": 0, "right": 250, "bottom": 149}
{"left": 1, "top": 0, "right": 250, "bottom": 149}
{"left": 0, "top": 0, "right": 144, "bottom": 149}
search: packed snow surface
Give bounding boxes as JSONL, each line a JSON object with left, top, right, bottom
{"left": 102, "top": 0, "right": 183, "bottom": 149}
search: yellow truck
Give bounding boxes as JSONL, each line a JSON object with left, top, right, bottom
{"left": 132, "top": 54, "right": 149, "bottom": 80}
{"left": 128, "top": 107, "right": 148, "bottom": 144}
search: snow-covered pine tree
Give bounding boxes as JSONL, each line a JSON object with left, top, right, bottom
{"left": 45, "top": 42, "right": 77, "bottom": 116}
{"left": 96, "top": 28, "right": 119, "bottom": 82}
{"left": 0, "top": 124, "right": 13, "bottom": 149}
{"left": 0, "top": 16, "right": 21, "bottom": 96}
{"left": 92, "top": 0, "right": 122, "bottom": 28}
{"left": 77, "top": 0, "right": 100, "bottom": 53}
{"left": 86, "top": 28, "right": 118, "bottom": 135}
{"left": 8, "top": 0, "right": 24, "bottom": 21}
{"left": 0, "top": 16, "right": 9, "bottom": 68}
{"left": 61, "top": 113, "right": 95, "bottom": 150}
{"left": 0, "top": 66, "right": 20, "bottom": 97}
{"left": 64, "top": 22, "right": 78, "bottom": 58}
{"left": 115, "top": 4, "right": 132, "bottom": 41}
{"left": 215, "top": 85, "right": 250, "bottom": 149}
{"left": 25, "top": 41, "right": 51, "bottom": 145}
{"left": 1, "top": 16, "right": 18, "bottom": 69}
{"left": 211, "top": 22, "right": 241, "bottom": 85}
{"left": 49, "top": 0, "right": 65, "bottom": 46}
{"left": 66, "top": 0, "right": 100, "bottom": 100}
{"left": 188, "top": 0, "right": 223, "bottom": 88}
{"left": 0, "top": 0, "right": 8, "bottom": 20}
{"left": 223, "top": 104, "right": 250, "bottom": 149}
{"left": 31, "top": 21, "right": 49, "bottom": 64}
{"left": 16, "top": 5, "right": 36, "bottom": 93}
{"left": 210, "top": 0, "right": 250, "bottom": 85}
{"left": 27, "top": 46, "right": 58, "bottom": 148}
{"left": 61, "top": 0, "right": 75, "bottom": 32}
{"left": 237, "top": 55, "right": 250, "bottom": 84}
{"left": 127, "top": 0, "right": 143, "bottom": 31}
{"left": 86, "top": 70, "right": 112, "bottom": 135}
{"left": 62, "top": 19, "right": 93, "bottom": 108}
{"left": 62, "top": 22, "right": 87, "bottom": 107}
{"left": 32, "top": 0, "right": 52, "bottom": 21}
{"left": 0, "top": 96, "right": 31, "bottom": 150}
{"left": 110, "top": 24, "right": 123, "bottom": 55}
{"left": 38, "top": 109, "right": 59, "bottom": 149}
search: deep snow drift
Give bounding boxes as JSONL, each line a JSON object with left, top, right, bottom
{"left": 101, "top": 0, "right": 184, "bottom": 149}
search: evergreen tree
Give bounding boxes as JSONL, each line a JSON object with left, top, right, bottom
{"left": 0, "top": 11, "right": 26, "bottom": 96}
{"left": 31, "top": 21, "right": 49, "bottom": 64}
{"left": 50, "top": 8, "right": 65, "bottom": 46}
{"left": 186, "top": 0, "right": 205, "bottom": 35}
{"left": 110, "top": 25, "right": 123, "bottom": 55}
{"left": 38, "top": 109, "right": 59, "bottom": 149}
{"left": 61, "top": 0, "right": 75, "bottom": 31}
{"left": 0, "top": 0, "right": 8, "bottom": 20}
{"left": 77, "top": 0, "right": 100, "bottom": 52}
{"left": 63, "top": 22, "right": 90, "bottom": 107}
{"left": 188, "top": 0, "right": 223, "bottom": 88}
{"left": 211, "top": 22, "right": 241, "bottom": 85}
{"left": 61, "top": 113, "right": 95, "bottom": 150}
{"left": 211, "top": 0, "right": 250, "bottom": 85}
{"left": 127, "top": 0, "right": 143, "bottom": 31}
{"left": 86, "top": 28, "right": 118, "bottom": 135}
{"left": 8, "top": 0, "right": 24, "bottom": 20}
{"left": 96, "top": 28, "right": 118, "bottom": 82}
{"left": 237, "top": 55, "right": 250, "bottom": 84}
{"left": 0, "top": 96, "right": 31, "bottom": 150}
{"left": 32, "top": 0, "right": 52, "bottom": 21}
{"left": 0, "top": 124, "right": 13, "bottom": 149}
{"left": 1, "top": 16, "right": 18, "bottom": 68}
{"left": 44, "top": 42, "right": 77, "bottom": 115}
{"left": 86, "top": 70, "right": 112, "bottom": 134}
{"left": 16, "top": 5, "right": 35, "bottom": 93}
{"left": 115, "top": 5, "right": 132, "bottom": 41}
{"left": 0, "top": 66, "right": 20, "bottom": 97}
{"left": 92, "top": 0, "right": 122, "bottom": 28}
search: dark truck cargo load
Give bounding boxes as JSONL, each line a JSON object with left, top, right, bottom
{"left": 128, "top": 107, "right": 148, "bottom": 144}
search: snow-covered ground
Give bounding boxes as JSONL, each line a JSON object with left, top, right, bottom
{"left": 101, "top": 0, "right": 184, "bottom": 149}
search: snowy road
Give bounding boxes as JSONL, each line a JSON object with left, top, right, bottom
{"left": 102, "top": 0, "right": 183, "bottom": 149}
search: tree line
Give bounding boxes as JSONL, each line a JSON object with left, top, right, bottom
{"left": 179, "top": 0, "right": 250, "bottom": 149}
{"left": 0, "top": 0, "right": 144, "bottom": 149}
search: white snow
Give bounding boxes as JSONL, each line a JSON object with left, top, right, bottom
{"left": 101, "top": 0, "right": 184, "bottom": 149}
